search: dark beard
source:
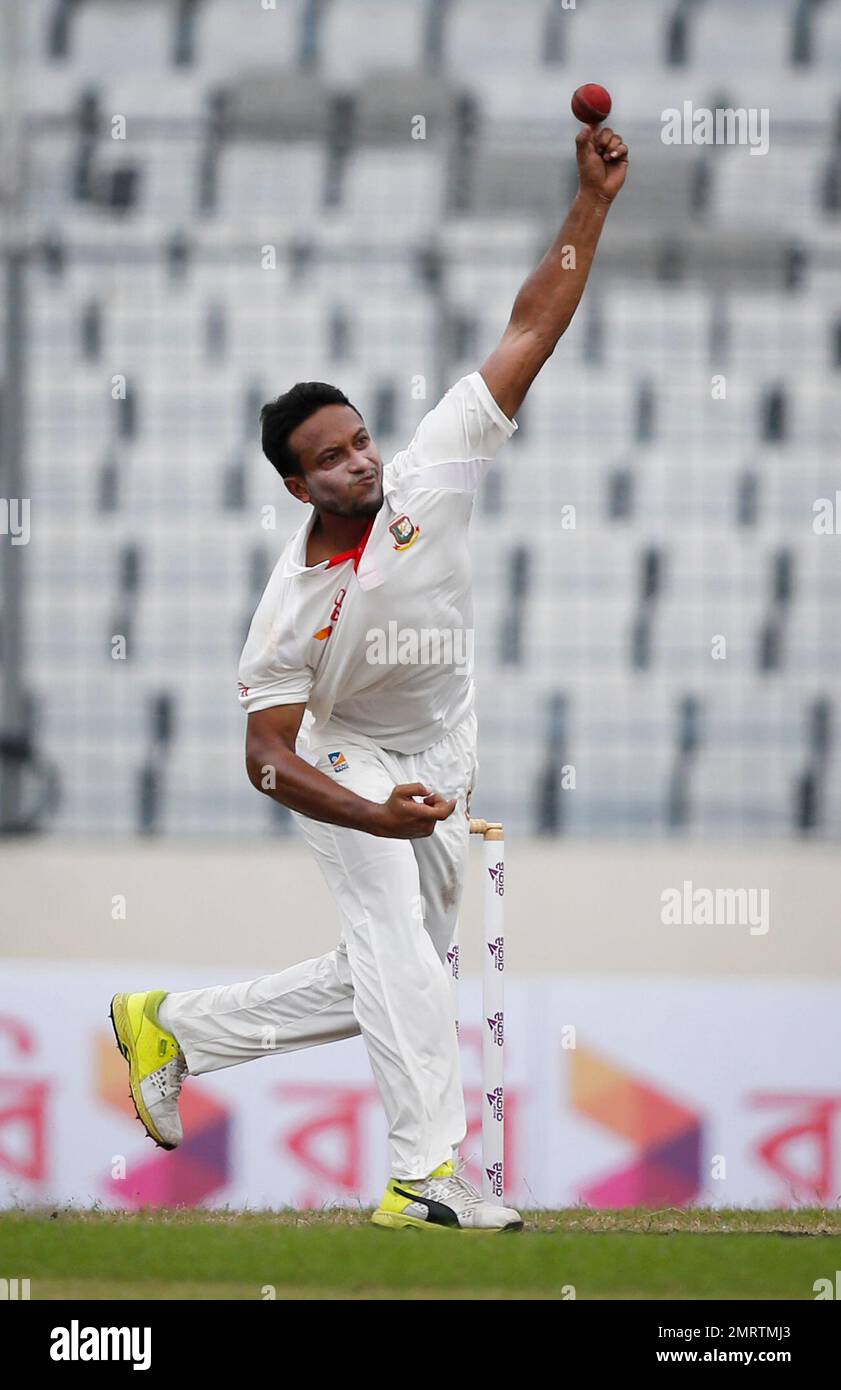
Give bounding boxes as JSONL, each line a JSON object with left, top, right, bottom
{"left": 330, "top": 487, "right": 384, "bottom": 519}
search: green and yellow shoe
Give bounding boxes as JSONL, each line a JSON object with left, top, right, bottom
{"left": 109, "top": 990, "right": 187, "bottom": 1150}
{"left": 371, "top": 1159, "right": 523, "bottom": 1232}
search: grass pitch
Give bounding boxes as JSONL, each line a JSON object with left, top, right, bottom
{"left": 2, "top": 1206, "right": 839, "bottom": 1300}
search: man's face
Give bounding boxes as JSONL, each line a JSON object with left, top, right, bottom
{"left": 285, "top": 405, "right": 383, "bottom": 517}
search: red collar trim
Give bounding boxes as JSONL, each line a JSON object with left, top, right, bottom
{"left": 324, "top": 517, "right": 375, "bottom": 572}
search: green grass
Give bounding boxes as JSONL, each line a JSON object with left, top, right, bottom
{"left": 2, "top": 1207, "right": 839, "bottom": 1301}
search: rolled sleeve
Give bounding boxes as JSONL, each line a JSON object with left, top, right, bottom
{"left": 237, "top": 678, "right": 311, "bottom": 716}
{"left": 237, "top": 613, "right": 312, "bottom": 715}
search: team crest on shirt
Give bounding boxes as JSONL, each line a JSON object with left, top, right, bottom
{"left": 328, "top": 751, "right": 349, "bottom": 773}
{"left": 388, "top": 514, "right": 420, "bottom": 551}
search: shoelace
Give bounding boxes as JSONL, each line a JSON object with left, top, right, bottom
{"left": 423, "top": 1172, "right": 485, "bottom": 1211}
{"left": 152, "top": 1054, "right": 187, "bottom": 1098}
{"left": 168, "top": 1054, "right": 188, "bottom": 1093}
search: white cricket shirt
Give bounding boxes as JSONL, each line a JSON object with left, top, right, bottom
{"left": 237, "top": 371, "right": 517, "bottom": 754}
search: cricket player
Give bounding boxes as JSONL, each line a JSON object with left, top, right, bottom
{"left": 111, "top": 123, "right": 628, "bottom": 1232}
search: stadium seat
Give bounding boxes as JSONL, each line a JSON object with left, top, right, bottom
{"left": 217, "top": 142, "right": 328, "bottom": 222}
{"left": 69, "top": 0, "right": 178, "bottom": 75}
{"left": 600, "top": 152, "right": 706, "bottom": 228}
{"left": 196, "top": 0, "right": 305, "bottom": 75}
{"left": 600, "top": 288, "right": 711, "bottom": 369}
{"left": 318, "top": 0, "right": 428, "bottom": 79}
{"left": 523, "top": 366, "right": 637, "bottom": 447}
{"left": 101, "top": 73, "right": 208, "bottom": 120}
{"left": 564, "top": 0, "right": 670, "bottom": 71}
{"left": 812, "top": 0, "right": 841, "bottom": 70}
{"left": 467, "top": 149, "right": 576, "bottom": 221}
{"left": 710, "top": 145, "right": 829, "bottom": 233}
{"left": 726, "top": 293, "right": 831, "bottom": 372}
{"left": 222, "top": 69, "right": 332, "bottom": 141}
{"left": 444, "top": 0, "right": 550, "bottom": 74}
{"left": 336, "top": 147, "right": 445, "bottom": 230}
{"left": 687, "top": 2, "right": 793, "bottom": 73}
{"left": 352, "top": 71, "right": 462, "bottom": 145}
{"left": 12, "top": 0, "right": 841, "bottom": 841}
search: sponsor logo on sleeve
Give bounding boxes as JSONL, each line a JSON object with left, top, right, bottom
{"left": 314, "top": 586, "right": 348, "bottom": 641}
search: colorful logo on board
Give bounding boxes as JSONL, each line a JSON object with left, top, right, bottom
{"left": 570, "top": 1044, "right": 702, "bottom": 1207}
{"left": 97, "top": 1033, "right": 231, "bottom": 1207}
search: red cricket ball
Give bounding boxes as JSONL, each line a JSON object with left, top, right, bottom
{"left": 571, "top": 83, "right": 613, "bottom": 126}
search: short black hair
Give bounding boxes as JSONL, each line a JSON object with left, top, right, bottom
{"left": 260, "top": 381, "right": 362, "bottom": 478}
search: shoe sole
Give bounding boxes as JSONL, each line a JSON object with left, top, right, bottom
{"left": 370, "top": 1211, "right": 523, "bottom": 1233}
{"left": 109, "top": 993, "right": 176, "bottom": 1152}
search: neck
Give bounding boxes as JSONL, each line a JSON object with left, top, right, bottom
{"left": 306, "top": 510, "right": 372, "bottom": 567}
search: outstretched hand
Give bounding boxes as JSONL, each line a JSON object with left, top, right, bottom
{"left": 575, "top": 125, "right": 629, "bottom": 203}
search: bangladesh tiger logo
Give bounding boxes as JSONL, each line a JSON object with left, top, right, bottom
{"left": 388, "top": 514, "right": 420, "bottom": 551}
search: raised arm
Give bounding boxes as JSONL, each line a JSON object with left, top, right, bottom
{"left": 480, "top": 124, "right": 629, "bottom": 420}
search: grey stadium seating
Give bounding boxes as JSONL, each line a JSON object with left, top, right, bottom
{"left": 2, "top": 0, "right": 840, "bottom": 840}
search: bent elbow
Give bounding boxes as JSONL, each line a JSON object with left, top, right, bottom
{"left": 245, "top": 740, "right": 271, "bottom": 794}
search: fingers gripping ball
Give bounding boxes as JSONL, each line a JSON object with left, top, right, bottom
{"left": 571, "top": 84, "right": 612, "bottom": 126}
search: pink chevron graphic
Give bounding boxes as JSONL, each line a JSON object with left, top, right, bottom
{"left": 569, "top": 1045, "right": 702, "bottom": 1208}
{"left": 96, "top": 1033, "right": 231, "bottom": 1207}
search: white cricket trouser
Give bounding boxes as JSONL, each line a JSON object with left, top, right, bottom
{"left": 160, "top": 709, "right": 478, "bottom": 1180}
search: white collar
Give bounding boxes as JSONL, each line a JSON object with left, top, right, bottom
{"left": 281, "top": 507, "right": 385, "bottom": 590}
